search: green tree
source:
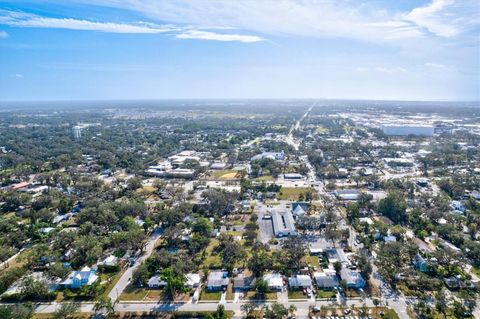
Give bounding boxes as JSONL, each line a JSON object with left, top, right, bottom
{"left": 377, "top": 192, "right": 407, "bottom": 224}
{"left": 263, "top": 303, "right": 289, "bottom": 319}
{"left": 161, "top": 267, "right": 187, "bottom": 300}
{"left": 93, "top": 296, "right": 116, "bottom": 318}
{"left": 334, "top": 261, "right": 342, "bottom": 275}
{"left": 53, "top": 302, "right": 80, "bottom": 319}
{"left": 0, "top": 303, "right": 34, "bottom": 319}
{"left": 192, "top": 218, "right": 213, "bottom": 237}
{"left": 254, "top": 278, "right": 269, "bottom": 295}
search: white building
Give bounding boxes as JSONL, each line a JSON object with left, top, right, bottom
{"left": 263, "top": 273, "right": 284, "bottom": 291}
{"left": 382, "top": 125, "right": 434, "bottom": 136}
{"left": 73, "top": 126, "right": 82, "bottom": 139}
{"left": 272, "top": 211, "right": 297, "bottom": 237}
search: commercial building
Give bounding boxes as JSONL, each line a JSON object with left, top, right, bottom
{"left": 382, "top": 125, "right": 434, "bottom": 136}
{"left": 284, "top": 173, "right": 303, "bottom": 180}
{"left": 73, "top": 126, "right": 82, "bottom": 139}
{"left": 272, "top": 211, "right": 297, "bottom": 237}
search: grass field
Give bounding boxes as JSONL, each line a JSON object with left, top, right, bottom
{"left": 202, "top": 238, "right": 221, "bottom": 269}
{"left": 317, "top": 289, "right": 336, "bottom": 298}
{"left": 254, "top": 175, "right": 274, "bottom": 181}
{"left": 312, "top": 306, "right": 399, "bottom": 319}
{"left": 200, "top": 290, "right": 222, "bottom": 301}
{"left": 33, "top": 313, "right": 90, "bottom": 319}
{"left": 288, "top": 290, "right": 307, "bottom": 299}
{"left": 211, "top": 170, "right": 239, "bottom": 179}
{"left": 305, "top": 255, "right": 320, "bottom": 268}
{"left": 245, "top": 291, "right": 277, "bottom": 301}
{"left": 226, "top": 283, "right": 234, "bottom": 301}
{"left": 278, "top": 187, "right": 314, "bottom": 201}
{"left": 99, "top": 269, "right": 126, "bottom": 299}
{"left": 471, "top": 265, "right": 480, "bottom": 277}
{"left": 120, "top": 285, "right": 149, "bottom": 301}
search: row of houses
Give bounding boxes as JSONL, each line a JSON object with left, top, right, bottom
{"left": 205, "top": 265, "right": 365, "bottom": 293}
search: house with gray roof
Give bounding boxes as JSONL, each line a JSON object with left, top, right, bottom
{"left": 206, "top": 270, "right": 229, "bottom": 291}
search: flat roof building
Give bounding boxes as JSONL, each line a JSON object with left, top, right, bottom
{"left": 382, "top": 125, "right": 434, "bottom": 136}
{"left": 272, "top": 211, "right": 297, "bottom": 237}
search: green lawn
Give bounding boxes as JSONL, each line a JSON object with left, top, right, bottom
{"left": 317, "top": 289, "right": 336, "bottom": 298}
{"left": 119, "top": 285, "right": 149, "bottom": 301}
{"left": 99, "top": 269, "right": 126, "bottom": 299}
{"left": 226, "top": 283, "right": 234, "bottom": 301}
{"left": 305, "top": 255, "right": 320, "bottom": 268}
{"left": 288, "top": 290, "right": 307, "bottom": 299}
{"left": 211, "top": 169, "right": 238, "bottom": 178}
{"left": 278, "top": 187, "right": 315, "bottom": 201}
{"left": 245, "top": 291, "right": 277, "bottom": 301}
{"left": 254, "top": 175, "right": 274, "bottom": 181}
{"left": 471, "top": 265, "right": 480, "bottom": 277}
{"left": 200, "top": 290, "right": 222, "bottom": 301}
{"left": 312, "top": 306, "right": 399, "bottom": 319}
{"left": 202, "top": 239, "right": 222, "bottom": 269}
{"left": 33, "top": 313, "right": 90, "bottom": 319}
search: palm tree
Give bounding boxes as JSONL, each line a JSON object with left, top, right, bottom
{"left": 93, "top": 296, "right": 116, "bottom": 318}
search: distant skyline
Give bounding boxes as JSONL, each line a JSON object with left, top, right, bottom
{"left": 0, "top": 0, "right": 479, "bottom": 101}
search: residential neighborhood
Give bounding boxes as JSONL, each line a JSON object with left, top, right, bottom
{"left": 0, "top": 100, "right": 479, "bottom": 319}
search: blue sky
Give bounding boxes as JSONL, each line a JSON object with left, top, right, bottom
{"left": 0, "top": 0, "right": 478, "bottom": 101}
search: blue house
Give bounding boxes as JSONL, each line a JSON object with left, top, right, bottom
{"left": 413, "top": 254, "right": 428, "bottom": 272}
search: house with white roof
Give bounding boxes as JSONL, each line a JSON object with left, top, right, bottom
{"left": 185, "top": 273, "right": 201, "bottom": 289}
{"left": 147, "top": 275, "right": 167, "bottom": 288}
{"left": 288, "top": 275, "right": 312, "bottom": 289}
{"left": 263, "top": 273, "right": 284, "bottom": 291}
{"left": 340, "top": 268, "right": 365, "bottom": 289}
{"left": 97, "top": 255, "right": 118, "bottom": 269}
{"left": 206, "top": 270, "right": 229, "bottom": 291}
{"left": 61, "top": 266, "right": 98, "bottom": 289}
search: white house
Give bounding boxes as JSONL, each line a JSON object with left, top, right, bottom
{"left": 263, "top": 273, "right": 284, "bottom": 291}
{"left": 98, "top": 255, "right": 118, "bottom": 267}
{"left": 61, "top": 266, "right": 98, "bottom": 289}
{"left": 147, "top": 275, "right": 167, "bottom": 288}
{"left": 288, "top": 275, "right": 312, "bottom": 289}
{"left": 185, "top": 273, "right": 201, "bottom": 288}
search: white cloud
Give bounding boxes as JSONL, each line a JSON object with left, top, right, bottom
{"left": 375, "top": 67, "right": 407, "bottom": 73}
{"left": 424, "top": 62, "right": 446, "bottom": 69}
{"left": 0, "top": 10, "right": 262, "bottom": 43}
{"left": 176, "top": 30, "right": 263, "bottom": 42}
{"left": 13, "top": 73, "right": 23, "bottom": 78}
{"left": 0, "top": 10, "right": 174, "bottom": 33}
{"left": 81, "top": 0, "right": 479, "bottom": 42}
{"left": 404, "top": 0, "right": 479, "bottom": 37}
{"left": 355, "top": 67, "right": 369, "bottom": 72}
{"left": 0, "top": 30, "right": 7, "bottom": 38}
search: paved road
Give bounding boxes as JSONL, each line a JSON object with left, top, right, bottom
{"left": 108, "top": 227, "right": 163, "bottom": 302}
{"left": 33, "top": 298, "right": 389, "bottom": 319}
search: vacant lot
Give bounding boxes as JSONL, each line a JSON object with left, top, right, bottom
{"left": 278, "top": 187, "right": 314, "bottom": 201}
